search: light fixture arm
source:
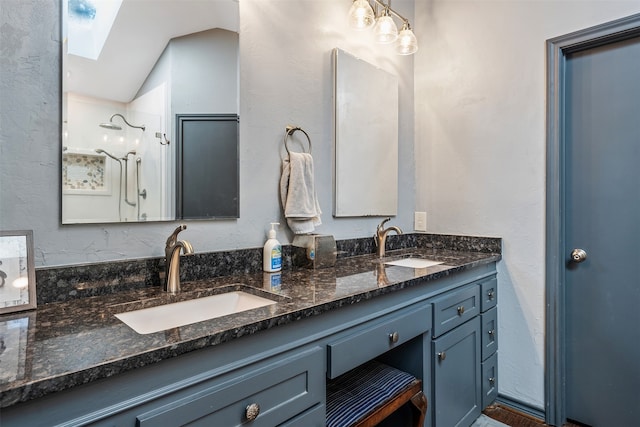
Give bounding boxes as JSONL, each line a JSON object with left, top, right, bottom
{"left": 370, "top": 0, "right": 409, "bottom": 25}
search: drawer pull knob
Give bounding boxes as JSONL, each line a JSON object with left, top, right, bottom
{"left": 489, "top": 377, "right": 495, "bottom": 385}
{"left": 438, "top": 351, "right": 446, "bottom": 361}
{"left": 245, "top": 403, "right": 260, "bottom": 421}
{"left": 389, "top": 332, "right": 399, "bottom": 344}
{"left": 487, "top": 290, "right": 495, "bottom": 300}
{"left": 488, "top": 329, "right": 495, "bottom": 336}
{"left": 457, "top": 306, "right": 465, "bottom": 315}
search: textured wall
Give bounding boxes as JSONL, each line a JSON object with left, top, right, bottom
{"left": 0, "top": 0, "right": 415, "bottom": 267}
{"left": 414, "top": 0, "right": 640, "bottom": 411}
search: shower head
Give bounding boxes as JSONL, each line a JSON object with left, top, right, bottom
{"left": 99, "top": 113, "right": 145, "bottom": 131}
{"left": 95, "top": 148, "right": 122, "bottom": 163}
{"left": 99, "top": 122, "right": 122, "bottom": 131}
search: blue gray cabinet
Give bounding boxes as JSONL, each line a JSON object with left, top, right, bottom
{"left": 480, "top": 278, "right": 499, "bottom": 409}
{"left": 2, "top": 264, "right": 497, "bottom": 427}
{"left": 432, "top": 284, "right": 482, "bottom": 427}
{"left": 430, "top": 275, "right": 498, "bottom": 427}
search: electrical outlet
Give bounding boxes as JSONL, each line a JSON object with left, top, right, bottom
{"left": 414, "top": 212, "right": 427, "bottom": 232}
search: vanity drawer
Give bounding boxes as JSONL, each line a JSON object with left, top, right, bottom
{"left": 327, "top": 304, "right": 431, "bottom": 378}
{"left": 136, "top": 347, "right": 324, "bottom": 427}
{"left": 480, "top": 276, "right": 498, "bottom": 312}
{"left": 482, "top": 352, "right": 498, "bottom": 408}
{"left": 481, "top": 307, "right": 498, "bottom": 360}
{"left": 432, "top": 284, "right": 480, "bottom": 337}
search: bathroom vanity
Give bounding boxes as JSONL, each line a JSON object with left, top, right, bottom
{"left": 0, "top": 235, "right": 500, "bottom": 427}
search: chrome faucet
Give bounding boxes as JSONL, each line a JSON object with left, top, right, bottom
{"left": 375, "top": 217, "right": 403, "bottom": 258}
{"left": 164, "top": 224, "right": 194, "bottom": 293}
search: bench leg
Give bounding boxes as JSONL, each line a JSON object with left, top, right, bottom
{"left": 410, "top": 391, "right": 428, "bottom": 427}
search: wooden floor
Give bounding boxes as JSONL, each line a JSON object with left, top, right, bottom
{"left": 484, "top": 404, "right": 582, "bottom": 427}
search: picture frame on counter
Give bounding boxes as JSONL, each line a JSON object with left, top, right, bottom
{"left": 0, "top": 230, "right": 36, "bottom": 314}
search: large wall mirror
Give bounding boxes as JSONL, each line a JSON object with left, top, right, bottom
{"left": 61, "top": 0, "right": 239, "bottom": 224}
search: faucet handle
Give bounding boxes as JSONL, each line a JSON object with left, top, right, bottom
{"left": 377, "top": 217, "right": 391, "bottom": 233}
{"left": 166, "top": 224, "right": 187, "bottom": 248}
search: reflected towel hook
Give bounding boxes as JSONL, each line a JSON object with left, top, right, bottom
{"left": 155, "top": 132, "right": 170, "bottom": 145}
{"left": 284, "top": 125, "right": 312, "bottom": 155}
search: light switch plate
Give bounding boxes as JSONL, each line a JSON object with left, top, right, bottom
{"left": 414, "top": 211, "right": 427, "bottom": 232}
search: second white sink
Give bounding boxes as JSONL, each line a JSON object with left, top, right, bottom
{"left": 115, "top": 291, "right": 277, "bottom": 334}
{"left": 384, "top": 258, "right": 444, "bottom": 269}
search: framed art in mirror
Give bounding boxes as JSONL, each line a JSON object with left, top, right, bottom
{"left": 0, "top": 231, "right": 36, "bottom": 314}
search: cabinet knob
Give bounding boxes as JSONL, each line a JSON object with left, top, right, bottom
{"left": 245, "top": 403, "right": 260, "bottom": 421}
{"left": 488, "top": 329, "right": 495, "bottom": 336}
{"left": 487, "top": 290, "right": 495, "bottom": 300}
{"left": 457, "top": 306, "right": 465, "bottom": 315}
{"left": 489, "top": 377, "right": 495, "bottom": 385}
{"left": 389, "top": 331, "right": 399, "bottom": 344}
{"left": 438, "top": 351, "right": 446, "bottom": 361}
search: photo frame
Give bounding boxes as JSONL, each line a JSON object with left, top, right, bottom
{"left": 0, "top": 230, "right": 36, "bottom": 314}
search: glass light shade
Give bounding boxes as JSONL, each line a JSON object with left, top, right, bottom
{"left": 373, "top": 14, "right": 398, "bottom": 44}
{"left": 348, "top": 0, "right": 375, "bottom": 30}
{"left": 396, "top": 25, "right": 418, "bottom": 55}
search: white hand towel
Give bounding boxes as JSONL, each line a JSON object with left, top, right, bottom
{"left": 280, "top": 152, "right": 322, "bottom": 234}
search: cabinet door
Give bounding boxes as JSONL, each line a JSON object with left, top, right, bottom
{"left": 432, "top": 317, "right": 481, "bottom": 427}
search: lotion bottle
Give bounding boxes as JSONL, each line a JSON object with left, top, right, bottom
{"left": 263, "top": 223, "right": 282, "bottom": 272}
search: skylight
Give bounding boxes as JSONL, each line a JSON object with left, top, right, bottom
{"left": 68, "top": 0, "right": 123, "bottom": 60}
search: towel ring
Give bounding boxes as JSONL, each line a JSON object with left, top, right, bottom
{"left": 284, "top": 125, "right": 312, "bottom": 155}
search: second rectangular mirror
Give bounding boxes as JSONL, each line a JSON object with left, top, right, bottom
{"left": 333, "top": 48, "right": 399, "bottom": 217}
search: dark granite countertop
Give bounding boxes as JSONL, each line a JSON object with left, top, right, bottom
{"left": 0, "top": 236, "right": 500, "bottom": 408}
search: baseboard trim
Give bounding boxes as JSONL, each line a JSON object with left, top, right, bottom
{"left": 495, "top": 394, "right": 546, "bottom": 421}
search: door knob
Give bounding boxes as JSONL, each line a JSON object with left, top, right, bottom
{"left": 570, "top": 248, "right": 587, "bottom": 263}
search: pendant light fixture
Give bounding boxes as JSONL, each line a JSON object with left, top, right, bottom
{"left": 348, "top": 0, "right": 418, "bottom": 55}
{"left": 396, "top": 21, "right": 418, "bottom": 55}
{"left": 373, "top": 6, "right": 398, "bottom": 44}
{"left": 348, "top": 0, "right": 376, "bottom": 30}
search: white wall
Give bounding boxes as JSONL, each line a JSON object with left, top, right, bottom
{"left": 0, "top": 0, "right": 415, "bottom": 267}
{"left": 414, "top": 0, "right": 640, "bottom": 410}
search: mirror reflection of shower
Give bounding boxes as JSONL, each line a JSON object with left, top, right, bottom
{"left": 94, "top": 148, "right": 147, "bottom": 221}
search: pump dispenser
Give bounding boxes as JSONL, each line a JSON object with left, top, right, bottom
{"left": 263, "top": 223, "right": 282, "bottom": 272}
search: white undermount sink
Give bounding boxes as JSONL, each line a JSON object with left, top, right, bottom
{"left": 115, "top": 291, "right": 277, "bottom": 334}
{"left": 384, "top": 258, "right": 444, "bottom": 269}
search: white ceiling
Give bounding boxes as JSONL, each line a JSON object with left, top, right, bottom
{"left": 65, "top": 0, "right": 239, "bottom": 103}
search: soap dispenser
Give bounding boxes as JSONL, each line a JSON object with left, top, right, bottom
{"left": 263, "top": 223, "right": 282, "bottom": 272}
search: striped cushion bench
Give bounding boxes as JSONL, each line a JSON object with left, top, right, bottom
{"left": 326, "top": 360, "right": 427, "bottom": 427}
